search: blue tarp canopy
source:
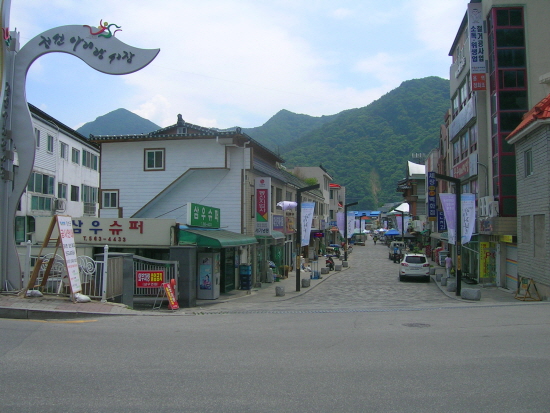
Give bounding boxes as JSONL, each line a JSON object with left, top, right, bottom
{"left": 385, "top": 229, "right": 400, "bottom": 236}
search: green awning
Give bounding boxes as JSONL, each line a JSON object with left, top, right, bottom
{"left": 179, "top": 228, "right": 258, "bottom": 248}
{"left": 256, "top": 230, "right": 285, "bottom": 240}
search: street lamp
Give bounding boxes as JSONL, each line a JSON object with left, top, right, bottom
{"left": 344, "top": 202, "right": 358, "bottom": 261}
{"left": 295, "top": 184, "right": 320, "bottom": 292}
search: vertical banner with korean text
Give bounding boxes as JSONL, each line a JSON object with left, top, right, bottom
{"left": 56, "top": 215, "right": 82, "bottom": 293}
{"left": 301, "top": 202, "right": 315, "bottom": 246}
{"left": 427, "top": 172, "right": 437, "bottom": 221}
{"left": 439, "top": 193, "right": 456, "bottom": 244}
{"left": 346, "top": 211, "right": 355, "bottom": 239}
{"left": 254, "top": 177, "right": 271, "bottom": 236}
{"left": 468, "top": 3, "right": 486, "bottom": 91}
{"left": 337, "top": 212, "right": 345, "bottom": 239}
{"left": 461, "top": 193, "right": 476, "bottom": 244}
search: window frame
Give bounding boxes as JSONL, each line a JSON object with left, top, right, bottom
{"left": 72, "top": 148, "right": 80, "bottom": 164}
{"left": 47, "top": 135, "right": 54, "bottom": 153}
{"left": 60, "top": 142, "right": 69, "bottom": 160}
{"left": 524, "top": 149, "right": 533, "bottom": 177}
{"left": 57, "top": 182, "right": 67, "bottom": 199}
{"left": 144, "top": 148, "right": 165, "bottom": 171}
{"left": 101, "top": 190, "right": 119, "bottom": 209}
{"left": 70, "top": 185, "right": 79, "bottom": 202}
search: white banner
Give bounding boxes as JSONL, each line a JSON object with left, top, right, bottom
{"left": 301, "top": 202, "right": 315, "bottom": 246}
{"left": 461, "top": 193, "right": 476, "bottom": 245}
{"left": 346, "top": 211, "right": 355, "bottom": 239}
{"left": 337, "top": 212, "right": 345, "bottom": 239}
{"left": 56, "top": 215, "right": 82, "bottom": 293}
{"left": 439, "top": 193, "right": 457, "bottom": 245}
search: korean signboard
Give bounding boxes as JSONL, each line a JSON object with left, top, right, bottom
{"left": 187, "top": 203, "right": 220, "bottom": 228}
{"left": 36, "top": 217, "right": 175, "bottom": 246}
{"left": 427, "top": 172, "right": 437, "bottom": 222}
{"left": 468, "top": 3, "right": 486, "bottom": 91}
{"left": 56, "top": 215, "right": 82, "bottom": 293}
{"left": 136, "top": 270, "right": 164, "bottom": 288}
{"left": 255, "top": 177, "right": 272, "bottom": 236}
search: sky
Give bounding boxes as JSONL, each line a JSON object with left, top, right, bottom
{"left": 10, "top": 0, "right": 469, "bottom": 131}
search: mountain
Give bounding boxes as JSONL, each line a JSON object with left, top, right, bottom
{"left": 77, "top": 108, "right": 161, "bottom": 137}
{"left": 240, "top": 109, "right": 340, "bottom": 153}
{"left": 276, "top": 76, "right": 450, "bottom": 209}
{"left": 78, "top": 76, "right": 449, "bottom": 210}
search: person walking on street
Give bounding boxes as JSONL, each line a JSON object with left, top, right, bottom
{"left": 445, "top": 253, "right": 452, "bottom": 278}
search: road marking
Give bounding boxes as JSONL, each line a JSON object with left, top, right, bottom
{"left": 26, "top": 319, "right": 98, "bottom": 324}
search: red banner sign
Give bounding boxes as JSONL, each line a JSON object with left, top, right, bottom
{"left": 162, "top": 282, "right": 179, "bottom": 310}
{"left": 136, "top": 270, "right": 164, "bottom": 288}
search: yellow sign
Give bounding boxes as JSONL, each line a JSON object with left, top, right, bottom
{"left": 479, "top": 242, "right": 490, "bottom": 278}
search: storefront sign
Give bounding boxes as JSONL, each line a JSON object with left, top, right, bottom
{"left": 437, "top": 211, "right": 447, "bottom": 232}
{"left": 284, "top": 217, "right": 295, "bottom": 234}
{"left": 479, "top": 242, "right": 490, "bottom": 278}
{"left": 56, "top": 215, "right": 82, "bottom": 293}
{"left": 427, "top": 172, "right": 437, "bottom": 221}
{"left": 36, "top": 217, "right": 176, "bottom": 246}
{"left": 162, "top": 282, "right": 179, "bottom": 310}
{"left": 187, "top": 203, "right": 220, "bottom": 228}
{"left": 468, "top": 3, "right": 486, "bottom": 91}
{"left": 273, "top": 214, "right": 284, "bottom": 232}
{"left": 255, "top": 177, "right": 271, "bottom": 236}
{"left": 136, "top": 270, "right": 164, "bottom": 288}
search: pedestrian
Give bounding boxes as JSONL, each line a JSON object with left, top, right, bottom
{"left": 445, "top": 253, "right": 452, "bottom": 278}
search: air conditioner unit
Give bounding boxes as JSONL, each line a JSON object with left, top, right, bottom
{"left": 478, "top": 196, "right": 494, "bottom": 217}
{"left": 54, "top": 198, "right": 66, "bottom": 212}
{"left": 488, "top": 201, "right": 499, "bottom": 217}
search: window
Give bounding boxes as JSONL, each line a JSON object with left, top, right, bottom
{"left": 27, "top": 172, "right": 54, "bottom": 195}
{"left": 82, "top": 150, "right": 99, "bottom": 171}
{"left": 70, "top": 185, "right": 79, "bottom": 202}
{"left": 47, "top": 135, "right": 54, "bottom": 153}
{"left": 81, "top": 184, "right": 98, "bottom": 203}
{"left": 58, "top": 183, "right": 67, "bottom": 199}
{"left": 35, "top": 128, "right": 40, "bottom": 147}
{"left": 469, "top": 126, "right": 477, "bottom": 153}
{"left": 144, "top": 148, "right": 165, "bottom": 170}
{"left": 461, "top": 131, "right": 469, "bottom": 160}
{"left": 30, "top": 196, "right": 52, "bottom": 211}
{"left": 524, "top": 149, "right": 533, "bottom": 177}
{"left": 453, "top": 140, "right": 460, "bottom": 164}
{"left": 72, "top": 148, "right": 80, "bottom": 164}
{"left": 60, "top": 142, "right": 69, "bottom": 160}
{"left": 102, "top": 190, "right": 118, "bottom": 208}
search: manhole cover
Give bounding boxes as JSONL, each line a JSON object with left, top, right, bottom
{"left": 402, "top": 323, "right": 431, "bottom": 328}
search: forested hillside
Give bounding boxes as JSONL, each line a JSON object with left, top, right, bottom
{"left": 241, "top": 109, "right": 339, "bottom": 153}
{"left": 77, "top": 108, "right": 160, "bottom": 137}
{"left": 277, "top": 76, "right": 449, "bottom": 209}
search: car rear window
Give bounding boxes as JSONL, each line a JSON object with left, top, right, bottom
{"left": 405, "top": 256, "right": 426, "bottom": 264}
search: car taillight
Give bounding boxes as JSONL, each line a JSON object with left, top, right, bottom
{"left": 401, "top": 263, "right": 408, "bottom": 266}
{"left": 423, "top": 263, "right": 429, "bottom": 267}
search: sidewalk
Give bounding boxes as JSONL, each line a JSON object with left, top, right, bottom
{"left": 0, "top": 262, "right": 342, "bottom": 319}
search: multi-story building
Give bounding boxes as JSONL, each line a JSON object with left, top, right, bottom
{"left": 506, "top": 92, "right": 550, "bottom": 298}
{"left": 437, "top": 0, "right": 549, "bottom": 291}
{"left": 17, "top": 104, "right": 100, "bottom": 244}
{"left": 90, "top": 115, "right": 324, "bottom": 303}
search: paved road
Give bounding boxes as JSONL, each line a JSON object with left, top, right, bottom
{"left": 195, "top": 239, "right": 507, "bottom": 313}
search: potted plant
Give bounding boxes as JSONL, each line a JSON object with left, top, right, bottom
{"left": 280, "top": 265, "right": 290, "bottom": 278}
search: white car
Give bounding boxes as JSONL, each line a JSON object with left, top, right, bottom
{"left": 399, "top": 253, "right": 430, "bottom": 282}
